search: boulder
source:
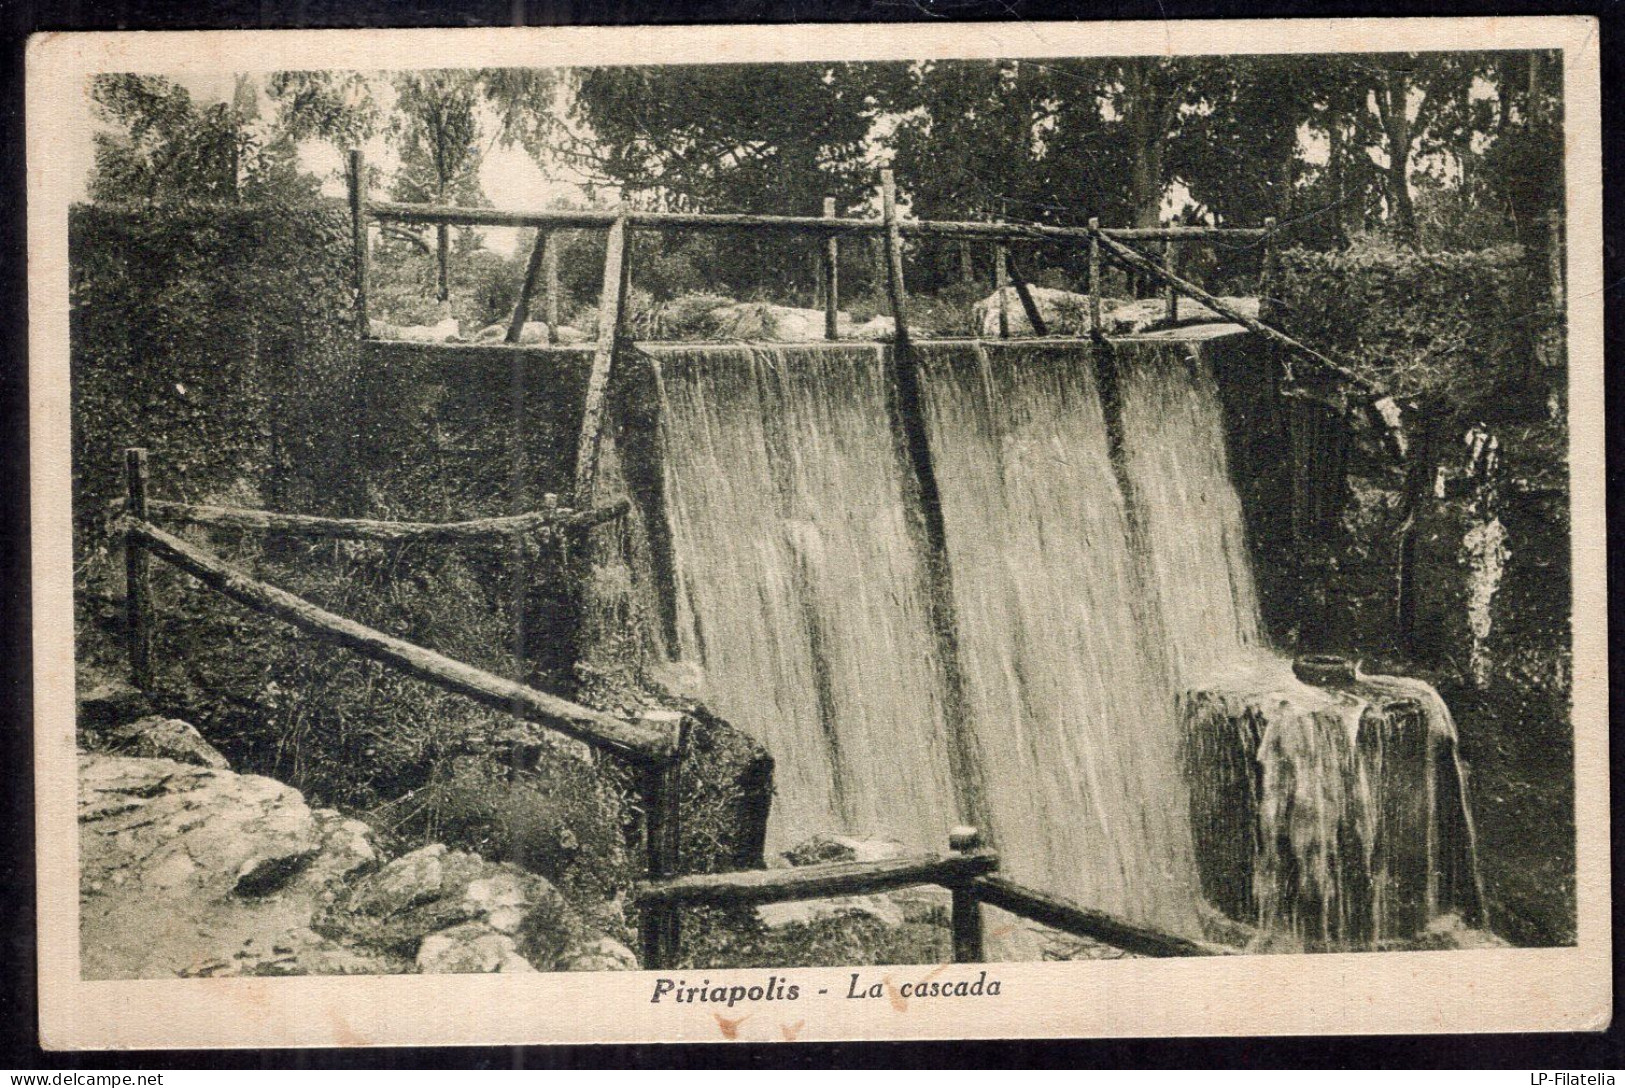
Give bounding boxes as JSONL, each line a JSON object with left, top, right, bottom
{"left": 318, "top": 844, "right": 635, "bottom": 973}
{"left": 780, "top": 833, "right": 911, "bottom": 867}
{"left": 369, "top": 316, "right": 462, "bottom": 343}
{"left": 762, "top": 834, "right": 947, "bottom": 931}
{"left": 1105, "top": 295, "right": 1259, "bottom": 335}
{"left": 973, "top": 286, "right": 1105, "bottom": 337}
{"left": 416, "top": 922, "right": 535, "bottom": 974}
{"left": 79, "top": 753, "right": 395, "bottom": 979}
{"left": 102, "top": 716, "right": 229, "bottom": 770}
{"left": 473, "top": 321, "right": 556, "bottom": 345}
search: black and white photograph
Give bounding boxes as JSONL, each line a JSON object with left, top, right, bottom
{"left": 26, "top": 19, "right": 1607, "bottom": 1047}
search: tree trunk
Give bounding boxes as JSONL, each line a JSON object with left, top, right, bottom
{"left": 1327, "top": 116, "right": 1349, "bottom": 246}
{"left": 1382, "top": 69, "right": 1418, "bottom": 246}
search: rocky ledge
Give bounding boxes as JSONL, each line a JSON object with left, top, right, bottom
{"left": 79, "top": 715, "right": 634, "bottom": 979}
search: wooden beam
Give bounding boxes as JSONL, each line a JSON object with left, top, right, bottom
{"left": 436, "top": 222, "right": 450, "bottom": 304}
{"left": 995, "top": 241, "right": 1011, "bottom": 339}
{"left": 639, "top": 710, "right": 689, "bottom": 969}
{"left": 347, "top": 151, "right": 369, "bottom": 339}
{"left": 366, "top": 199, "right": 1264, "bottom": 245}
{"left": 879, "top": 168, "right": 988, "bottom": 840}
{"left": 506, "top": 230, "right": 549, "bottom": 344}
{"left": 1088, "top": 217, "right": 1102, "bottom": 338}
{"left": 822, "top": 196, "right": 839, "bottom": 341}
{"left": 1090, "top": 227, "right": 1381, "bottom": 399}
{"left": 635, "top": 849, "right": 999, "bottom": 907}
{"left": 126, "top": 519, "right": 678, "bottom": 766}
{"left": 1258, "top": 216, "right": 1278, "bottom": 324}
{"left": 544, "top": 230, "right": 561, "bottom": 344}
{"left": 1004, "top": 252, "right": 1049, "bottom": 337}
{"left": 144, "top": 497, "right": 629, "bottom": 542}
{"left": 967, "top": 875, "right": 1228, "bottom": 957}
{"left": 880, "top": 171, "right": 912, "bottom": 346}
{"left": 1164, "top": 240, "right": 1180, "bottom": 323}
{"left": 124, "top": 449, "right": 152, "bottom": 691}
{"left": 948, "top": 827, "right": 986, "bottom": 963}
{"left": 574, "top": 215, "right": 632, "bottom": 504}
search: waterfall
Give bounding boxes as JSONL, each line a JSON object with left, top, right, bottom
{"left": 916, "top": 341, "right": 1204, "bottom": 938}
{"left": 652, "top": 344, "right": 960, "bottom": 851}
{"left": 649, "top": 334, "right": 1481, "bottom": 951}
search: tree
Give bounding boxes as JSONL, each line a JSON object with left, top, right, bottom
{"left": 89, "top": 75, "right": 249, "bottom": 203}
{"left": 388, "top": 71, "right": 488, "bottom": 302}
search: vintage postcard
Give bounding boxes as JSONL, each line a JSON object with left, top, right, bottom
{"left": 27, "top": 17, "right": 1607, "bottom": 1048}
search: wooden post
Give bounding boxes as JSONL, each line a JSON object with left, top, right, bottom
{"left": 1004, "top": 252, "right": 1048, "bottom": 337}
{"left": 822, "top": 197, "right": 839, "bottom": 341}
{"left": 544, "top": 232, "right": 561, "bottom": 344}
{"left": 436, "top": 223, "right": 450, "bottom": 305}
{"left": 949, "top": 826, "right": 985, "bottom": 963}
{"left": 640, "top": 711, "right": 688, "bottom": 970}
{"left": 347, "top": 150, "right": 369, "bottom": 339}
{"left": 574, "top": 216, "right": 631, "bottom": 505}
{"left": 1088, "top": 218, "right": 1102, "bottom": 339}
{"left": 879, "top": 167, "right": 988, "bottom": 842}
{"left": 880, "top": 171, "right": 912, "bottom": 345}
{"left": 995, "top": 241, "right": 1011, "bottom": 338}
{"left": 506, "top": 230, "right": 549, "bottom": 344}
{"left": 1258, "top": 216, "right": 1278, "bottom": 323}
{"left": 1164, "top": 240, "right": 1179, "bottom": 323}
{"left": 124, "top": 448, "right": 152, "bottom": 691}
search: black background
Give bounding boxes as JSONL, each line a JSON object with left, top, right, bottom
{"left": 1, "top": 0, "right": 1620, "bottom": 1068}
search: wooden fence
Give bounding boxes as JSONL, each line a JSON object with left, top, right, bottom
{"left": 119, "top": 445, "right": 1224, "bottom": 967}
{"left": 118, "top": 446, "right": 688, "bottom": 964}
{"left": 632, "top": 826, "right": 1226, "bottom": 967}
{"left": 349, "top": 155, "right": 1405, "bottom": 482}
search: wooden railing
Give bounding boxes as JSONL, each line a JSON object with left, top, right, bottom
{"left": 632, "top": 826, "right": 1226, "bottom": 968}
{"left": 348, "top": 154, "right": 1404, "bottom": 478}
{"left": 118, "top": 444, "right": 1229, "bottom": 967}
{"left": 117, "top": 446, "right": 689, "bottom": 963}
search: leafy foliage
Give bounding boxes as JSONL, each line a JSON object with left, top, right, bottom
{"left": 1274, "top": 240, "right": 1549, "bottom": 410}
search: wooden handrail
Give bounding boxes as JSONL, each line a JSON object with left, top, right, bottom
{"left": 366, "top": 198, "right": 1268, "bottom": 245}
{"left": 966, "top": 875, "right": 1228, "bottom": 957}
{"left": 1088, "top": 226, "right": 1408, "bottom": 459}
{"left": 124, "top": 518, "right": 678, "bottom": 766}
{"left": 141, "top": 497, "right": 629, "bottom": 542}
{"left": 634, "top": 848, "right": 999, "bottom": 907}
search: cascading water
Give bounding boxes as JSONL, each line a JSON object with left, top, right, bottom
{"left": 649, "top": 332, "right": 1482, "bottom": 952}
{"left": 652, "top": 344, "right": 960, "bottom": 851}
{"left": 916, "top": 341, "right": 1204, "bottom": 938}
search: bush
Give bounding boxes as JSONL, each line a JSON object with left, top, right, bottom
{"left": 71, "top": 202, "right": 363, "bottom": 538}
{"left": 1275, "top": 240, "right": 1552, "bottom": 412}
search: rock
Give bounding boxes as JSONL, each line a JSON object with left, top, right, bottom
{"left": 764, "top": 834, "right": 944, "bottom": 930}
{"left": 974, "top": 286, "right": 1105, "bottom": 337}
{"left": 474, "top": 321, "right": 555, "bottom": 344}
{"left": 78, "top": 753, "right": 395, "bottom": 979}
{"left": 305, "top": 809, "right": 382, "bottom": 886}
{"left": 1105, "top": 295, "right": 1259, "bottom": 334}
{"left": 417, "top": 922, "right": 535, "bottom": 974}
{"left": 757, "top": 894, "right": 906, "bottom": 930}
{"left": 1378, "top": 913, "right": 1510, "bottom": 952}
{"left": 320, "top": 845, "right": 633, "bottom": 972}
{"left": 344, "top": 844, "right": 450, "bottom": 918}
{"left": 369, "top": 317, "right": 461, "bottom": 343}
{"left": 560, "top": 936, "right": 638, "bottom": 972}
{"left": 104, "top": 716, "right": 229, "bottom": 769}
{"left": 781, "top": 833, "right": 910, "bottom": 867}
